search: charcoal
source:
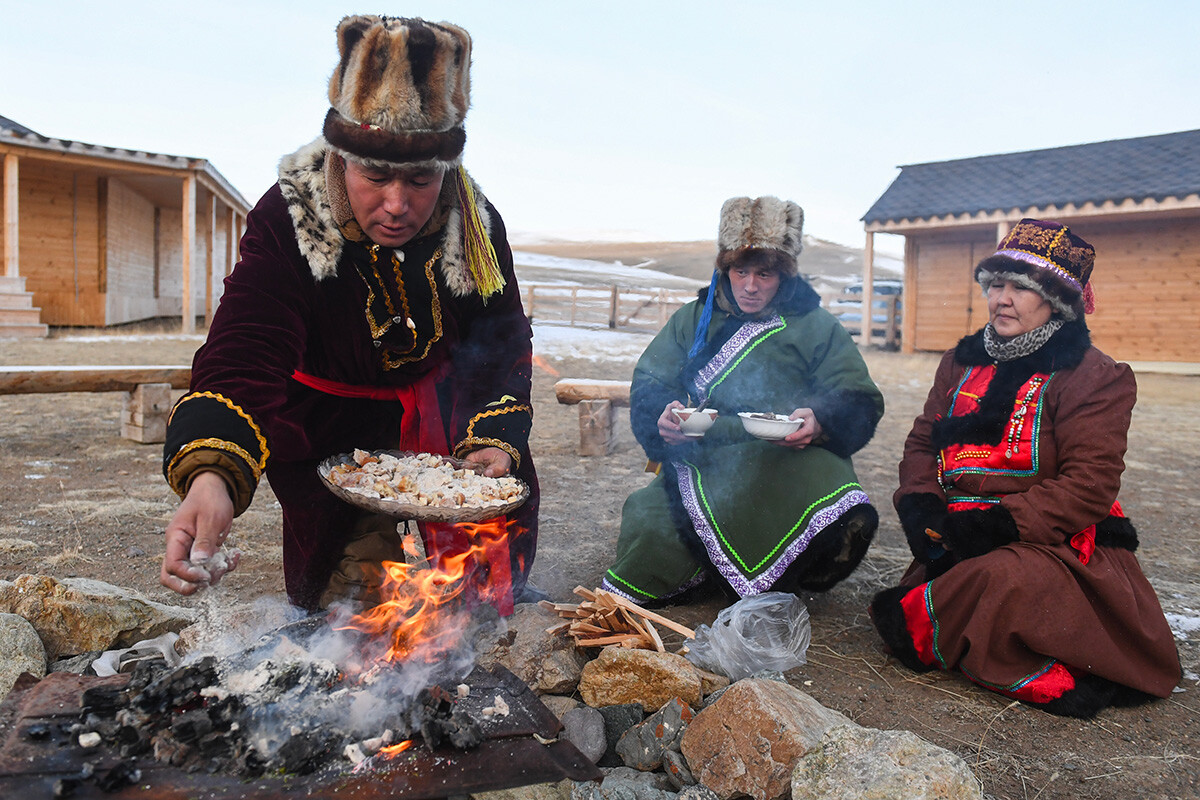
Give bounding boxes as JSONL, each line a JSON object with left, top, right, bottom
{"left": 273, "top": 730, "right": 338, "bottom": 775}
{"left": 94, "top": 760, "right": 141, "bottom": 792}
{"left": 52, "top": 777, "right": 80, "bottom": 798}
{"left": 171, "top": 709, "right": 214, "bottom": 743}
{"left": 81, "top": 685, "right": 128, "bottom": 714}
{"left": 135, "top": 657, "right": 220, "bottom": 715}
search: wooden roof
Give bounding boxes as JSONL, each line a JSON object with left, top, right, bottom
{"left": 0, "top": 114, "right": 250, "bottom": 214}
{"left": 863, "top": 129, "right": 1200, "bottom": 229}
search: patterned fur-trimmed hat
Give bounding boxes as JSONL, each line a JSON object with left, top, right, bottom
{"left": 975, "top": 218, "right": 1096, "bottom": 320}
{"left": 323, "top": 15, "right": 471, "bottom": 169}
{"left": 716, "top": 196, "right": 804, "bottom": 277}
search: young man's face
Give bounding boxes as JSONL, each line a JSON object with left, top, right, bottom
{"left": 342, "top": 158, "right": 446, "bottom": 247}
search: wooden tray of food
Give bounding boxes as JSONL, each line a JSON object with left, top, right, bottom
{"left": 318, "top": 449, "right": 529, "bottom": 522}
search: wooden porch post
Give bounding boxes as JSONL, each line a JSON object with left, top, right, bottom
{"left": 181, "top": 173, "right": 196, "bottom": 334}
{"left": 204, "top": 193, "right": 216, "bottom": 327}
{"left": 901, "top": 236, "right": 917, "bottom": 354}
{"left": 225, "top": 207, "right": 237, "bottom": 279}
{"left": 996, "top": 220, "right": 1012, "bottom": 244}
{"left": 3, "top": 154, "right": 17, "bottom": 277}
{"left": 861, "top": 231, "right": 875, "bottom": 347}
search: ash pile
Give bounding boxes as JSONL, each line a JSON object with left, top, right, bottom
{"left": 73, "top": 608, "right": 507, "bottom": 779}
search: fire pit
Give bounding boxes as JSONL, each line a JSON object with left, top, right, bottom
{"left": 0, "top": 661, "right": 599, "bottom": 799}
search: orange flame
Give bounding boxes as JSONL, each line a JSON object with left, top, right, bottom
{"left": 532, "top": 354, "right": 560, "bottom": 377}
{"left": 379, "top": 740, "right": 415, "bottom": 758}
{"left": 334, "top": 517, "right": 521, "bottom": 664}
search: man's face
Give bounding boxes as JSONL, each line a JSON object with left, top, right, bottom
{"left": 342, "top": 158, "right": 446, "bottom": 248}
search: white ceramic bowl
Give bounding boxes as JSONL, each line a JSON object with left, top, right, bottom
{"left": 672, "top": 407, "right": 718, "bottom": 437}
{"left": 738, "top": 412, "right": 803, "bottom": 440}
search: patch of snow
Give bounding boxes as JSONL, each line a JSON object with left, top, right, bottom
{"left": 533, "top": 323, "right": 651, "bottom": 364}
{"left": 1165, "top": 609, "right": 1200, "bottom": 641}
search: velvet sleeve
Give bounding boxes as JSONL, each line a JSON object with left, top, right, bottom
{"left": 447, "top": 206, "right": 534, "bottom": 468}
{"left": 162, "top": 186, "right": 312, "bottom": 512}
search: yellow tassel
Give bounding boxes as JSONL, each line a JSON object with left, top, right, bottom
{"left": 456, "top": 165, "right": 504, "bottom": 302}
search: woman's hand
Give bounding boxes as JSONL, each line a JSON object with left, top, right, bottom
{"left": 161, "top": 471, "right": 238, "bottom": 595}
{"left": 657, "top": 400, "right": 689, "bottom": 446}
{"left": 463, "top": 446, "right": 513, "bottom": 477}
{"left": 774, "top": 407, "right": 822, "bottom": 449}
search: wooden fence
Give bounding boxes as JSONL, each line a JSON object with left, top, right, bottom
{"left": 523, "top": 285, "right": 696, "bottom": 333}
{"left": 523, "top": 283, "right": 901, "bottom": 346}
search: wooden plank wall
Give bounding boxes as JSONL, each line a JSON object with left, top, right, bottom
{"left": 909, "top": 231, "right": 995, "bottom": 353}
{"left": 1074, "top": 216, "right": 1200, "bottom": 363}
{"left": 17, "top": 161, "right": 104, "bottom": 326}
{"left": 105, "top": 177, "right": 160, "bottom": 323}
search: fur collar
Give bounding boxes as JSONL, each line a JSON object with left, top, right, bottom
{"left": 931, "top": 320, "right": 1091, "bottom": 449}
{"left": 276, "top": 137, "right": 491, "bottom": 297}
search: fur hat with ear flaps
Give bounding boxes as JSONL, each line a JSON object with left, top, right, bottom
{"left": 323, "top": 15, "right": 471, "bottom": 169}
{"left": 278, "top": 15, "right": 504, "bottom": 300}
{"left": 716, "top": 196, "right": 804, "bottom": 276}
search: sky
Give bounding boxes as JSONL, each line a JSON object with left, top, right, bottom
{"left": 3, "top": 1, "right": 1199, "bottom": 252}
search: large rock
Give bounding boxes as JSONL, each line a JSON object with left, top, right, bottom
{"left": 616, "top": 697, "right": 694, "bottom": 771}
{"left": 791, "top": 725, "right": 984, "bottom": 800}
{"left": 479, "top": 603, "right": 588, "bottom": 694}
{"left": 0, "top": 612, "right": 46, "bottom": 698}
{"left": 579, "top": 647, "right": 702, "bottom": 710}
{"left": 561, "top": 705, "right": 607, "bottom": 764}
{"left": 680, "top": 678, "right": 850, "bottom": 800}
{"left": 0, "top": 575, "right": 197, "bottom": 660}
{"left": 571, "top": 767, "right": 677, "bottom": 800}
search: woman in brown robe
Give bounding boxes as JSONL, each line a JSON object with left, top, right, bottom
{"left": 870, "top": 219, "right": 1181, "bottom": 718}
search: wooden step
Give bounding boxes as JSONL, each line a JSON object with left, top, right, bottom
{"left": 0, "top": 322, "right": 49, "bottom": 339}
{"left": 0, "top": 307, "right": 42, "bottom": 325}
{"left": 0, "top": 275, "right": 29, "bottom": 293}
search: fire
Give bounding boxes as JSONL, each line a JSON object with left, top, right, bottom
{"left": 379, "top": 740, "right": 414, "bottom": 758}
{"left": 334, "top": 517, "right": 522, "bottom": 664}
{"left": 532, "top": 354, "right": 560, "bottom": 376}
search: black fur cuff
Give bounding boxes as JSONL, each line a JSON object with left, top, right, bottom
{"left": 870, "top": 586, "right": 934, "bottom": 673}
{"left": 940, "top": 506, "right": 1020, "bottom": 559}
{"left": 896, "top": 493, "right": 948, "bottom": 563}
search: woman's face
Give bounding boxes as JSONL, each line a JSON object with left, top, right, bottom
{"left": 728, "top": 263, "right": 781, "bottom": 314}
{"left": 987, "top": 278, "right": 1053, "bottom": 337}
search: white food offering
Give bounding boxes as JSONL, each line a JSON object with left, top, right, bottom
{"left": 326, "top": 450, "right": 524, "bottom": 509}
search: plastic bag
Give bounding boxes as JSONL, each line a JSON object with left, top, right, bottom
{"left": 683, "top": 592, "right": 811, "bottom": 681}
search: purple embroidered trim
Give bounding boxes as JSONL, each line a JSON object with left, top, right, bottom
{"left": 691, "top": 316, "right": 785, "bottom": 398}
{"left": 674, "top": 459, "right": 870, "bottom": 597}
{"left": 993, "top": 249, "right": 1084, "bottom": 291}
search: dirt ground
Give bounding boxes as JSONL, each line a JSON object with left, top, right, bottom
{"left": 1, "top": 329, "right": 1198, "bottom": 800}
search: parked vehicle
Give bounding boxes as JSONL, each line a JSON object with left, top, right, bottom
{"left": 826, "top": 279, "right": 902, "bottom": 346}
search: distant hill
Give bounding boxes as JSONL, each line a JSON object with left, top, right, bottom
{"left": 511, "top": 236, "right": 901, "bottom": 296}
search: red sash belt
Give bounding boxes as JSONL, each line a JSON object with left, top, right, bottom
{"left": 292, "top": 368, "right": 449, "bottom": 455}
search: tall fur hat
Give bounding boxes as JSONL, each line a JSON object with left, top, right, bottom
{"left": 975, "top": 218, "right": 1096, "bottom": 320}
{"left": 322, "top": 15, "right": 471, "bottom": 169}
{"left": 716, "top": 196, "right": 804, "bottom": 276}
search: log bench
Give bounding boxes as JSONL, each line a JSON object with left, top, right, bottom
{"left": 0, "top": 366, "right": 192, "bottom": 444}
{"left": 554, "top": 378, "right": 632, "bottom": 456}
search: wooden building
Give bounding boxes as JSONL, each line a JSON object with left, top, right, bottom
{"left": 861, "top": 129, "right": 1200, "bottom": 364}
{"left": 0, "top": 114, "right": 251, "bottom": 337}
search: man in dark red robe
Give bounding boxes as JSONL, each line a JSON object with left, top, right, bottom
{"left": 159, "top": 16, "right": 538, "bottom": 613}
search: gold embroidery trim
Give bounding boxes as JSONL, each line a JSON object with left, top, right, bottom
{"left": 168, "top": 391, "right": 270, "bottom": 468}
{"left": 372, "top": 247, "right": 445, "bottom": 368}
{"left": 455, "top": 437, "right": 521, "bottom": 469}
{"left": 166, "top": 438, "right": 263, "bottom": 498}
{"left": 464, "top": 403, "right": 533, "bottom": 440}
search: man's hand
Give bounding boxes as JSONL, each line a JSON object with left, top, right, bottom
{"left": 774, "top": 407, "right": 822, "bottom": 449}
{"left": 161, "top": 471, "right": 238, "bottom": 595}
{"left": 657, "top": 400, "right": 689, "bottom": 446}
{"left": 463, "top": 446, "right": 513, "bottom": 477}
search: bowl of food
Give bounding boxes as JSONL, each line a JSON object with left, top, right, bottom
{"left": 671, "top": 407, "right": 719, "bottom": 437}
{"left": 738, "top": 412, "right": 803, "bottom": 440}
